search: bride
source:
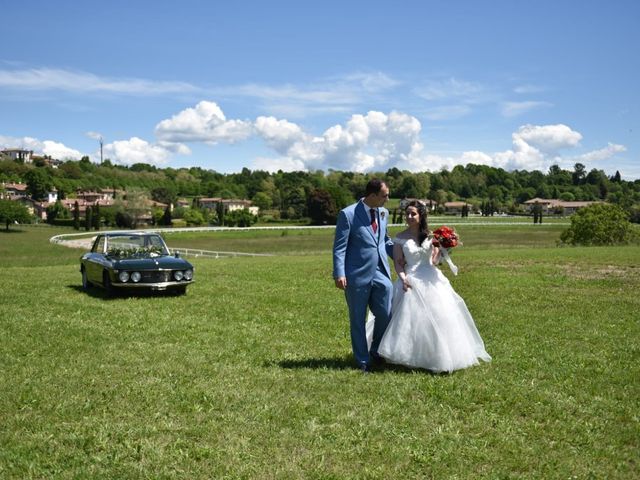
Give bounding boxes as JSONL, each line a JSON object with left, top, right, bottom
{"left": 375, "top": 200, "right": 491, "bottom": 373}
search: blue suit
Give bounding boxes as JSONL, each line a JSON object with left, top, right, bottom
{"left": 333, "top": 199, "right": 394, "bottom": 366}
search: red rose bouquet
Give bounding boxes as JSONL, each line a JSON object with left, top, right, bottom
{"left": 431, "top": 226, "right": 460, "bottom": 275}
{"left": 431, "top": 226, "right": 460, "bottom": 249}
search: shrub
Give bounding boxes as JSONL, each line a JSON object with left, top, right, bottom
{"left": 183, "top": 208, "right": 205, "bottom": 226}
{"left": 560, "top": 203, "right": 637, "bottom": 246}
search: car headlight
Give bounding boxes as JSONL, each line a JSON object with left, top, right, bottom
{"left": 184, "top": 269, "right": 193, "bottom": 281}
{"left": 173, "top": 270, "right": 184, "bottom": 281}
{"left": 131, "top": 272, "right": 142, "bottom": 283}
{"left": 118, "top": 271, "right": 130, "bottom": 282}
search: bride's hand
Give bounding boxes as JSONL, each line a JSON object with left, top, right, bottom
{"left": 402, "top": 278, "right": 411, "bottom": 292}
{"left": 431, "top": 246, "right": 441, "bottom": 264}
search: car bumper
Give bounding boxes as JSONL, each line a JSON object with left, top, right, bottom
{"left": 112, "top": 280, "right": 194, "bottom": 290}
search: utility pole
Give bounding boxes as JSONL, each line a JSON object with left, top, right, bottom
{"left": 99, "top": 137, "right": 103, "bottom": 164}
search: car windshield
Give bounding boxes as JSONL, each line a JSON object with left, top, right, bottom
{"left": 105, "top": 234, "right": 170, "bottom": 257}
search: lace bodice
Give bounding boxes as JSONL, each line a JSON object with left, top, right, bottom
{"left": 395, "top": 237, "right": 434, "bottom": 269}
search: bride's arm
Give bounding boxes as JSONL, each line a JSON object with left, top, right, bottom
{"left": 393, "top": 242, "right": 411, "bottom": 291}
{"left": 431, "top": 243, "right": 442, "bottom": 265}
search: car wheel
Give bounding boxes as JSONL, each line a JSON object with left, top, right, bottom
{"left": 81, "top": 267, "right": 92, "bottom": 290}
{"left": 103, "top": 271, "right": 113, "bottom": 295}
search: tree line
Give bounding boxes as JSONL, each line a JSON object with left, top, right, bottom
{"left": 1, "top": 155, "right": 639, "bottom": 226}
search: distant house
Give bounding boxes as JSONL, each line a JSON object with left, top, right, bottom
{"left": 1, "top": 148, "right": 34, "bottom": 163}
{"left": 523, "top": 198, "right": 600, "bottom": 214}
{"left": 398, "top": 198, "right": 437, "bottom": 211}
{"left": 443, "top": 201, "right": 473, "bottom": 215}
{"left": 30, "top": 155, "right": 63, "bottom": 168}
{"left": 199, "top": 197, "right": 259, "bottom": 215}
{"left": 1, "top": 182, "right": 28, "bottom": 199}
{"left": 76, "top": 190, "right": 112, "bottom": 203}
{"left": 46, "top": 189, "right": 58, "bottom": 203}
{"left": 33, "top": 196, "right": 117, "bottom": 220}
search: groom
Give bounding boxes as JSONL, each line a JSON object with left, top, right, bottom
{"left": 333, "top": 179, "right": 394, "bottom": 373}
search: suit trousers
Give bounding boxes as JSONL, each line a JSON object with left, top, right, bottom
{"left": 345, "top": 262, "right": 393, "bottom": 365}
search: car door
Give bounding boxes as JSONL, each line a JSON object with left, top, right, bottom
{"left": 87, "top": 235, "right": 106, "bottom": 283}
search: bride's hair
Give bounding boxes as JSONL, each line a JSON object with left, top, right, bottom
{"left": 406, "top": 200, "right": 429, "bottom": 244}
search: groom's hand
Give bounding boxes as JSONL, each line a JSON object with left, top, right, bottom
{"left": 335, "top": 277, "right": 347, "bottom": 290}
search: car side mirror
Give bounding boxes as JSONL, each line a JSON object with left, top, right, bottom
{"left": 174, "top": 251, "right": 180, "bottom": 258}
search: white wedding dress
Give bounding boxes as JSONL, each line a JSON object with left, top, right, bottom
{"left": 374, "top": 237, "right": 491, "bottom": 373}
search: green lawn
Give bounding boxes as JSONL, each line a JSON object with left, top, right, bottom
{"left": 1, "top": 226, "right": 638, "bottom": 478}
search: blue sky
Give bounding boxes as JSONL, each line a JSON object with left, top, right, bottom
{"left": 1, "top": 0, "right": 638, "bottom": 178}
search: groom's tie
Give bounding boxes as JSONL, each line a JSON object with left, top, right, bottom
{"left": 370, "top": 208, "right": 378, "bottom": 234}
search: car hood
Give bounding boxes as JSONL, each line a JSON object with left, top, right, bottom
{"left": 112, "top": 255, "right": 193, "bottom": 270}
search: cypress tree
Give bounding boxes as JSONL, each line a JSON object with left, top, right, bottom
{"left": 73, "top": 201, "right": 80, "bottom": 230}
{"left": 85, "top": 207, "right": 92, "bottom": 231}
{"left": 163, "top": 205, "right": 172, "bottom": 226}
{"left": 93, "top": 204, "right": 100, "bottom": 230}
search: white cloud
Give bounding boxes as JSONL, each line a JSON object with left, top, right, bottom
{"left": 251, "top": 156, "right": 307, "bottom": 172}
{"left": 514, "top": 124, "right": 582, "bottom": 153}
{"left": 340, "top": 72, "right": 400, "bottom": 91}
{"left": 41, "top": 140, "right": 83, "bottom": 160}
{"left": 514, "top": 84, "right": 546, "bottom": 94}
{"left": 423, "top": 105, "right": 472, "bottom": 121}
{"left": 251, "top": 110, "right": 424, "bottom": 172}
{"left": 158, "top": 141, "right": 191, "bottom": 155}
{"left": 399, "top": 123, "right": 622, "bottom": 174}
{"left": 85, "top": 131, "right": 103, "bottom": 141}
{"left": 0, "top": 67, "right": 199, "bottom": 95}
{"left": 215, "top": 72, "right": 400, "bottom": 119}
{"left": 414, "top": 78, "right": 483, "bottom": 102}
{"left": 502, "top": 101, "right": 552, "bottom": 117}
{"left": 254, "top": 116, "right": 308, "bottom": 152}
{"left": 577, "top": 143, "right": 626, "bottom": 162}
{"left": 155, "top": 101, "right": 253, "bottom": 144}
{"left": 103, "top": 137, "right": 174, "bottom": 166}
{"left": 249, "top": 114, "right": 603, "bottom": 175}
{"left": 0, "top": 135, "right": 83, "bottom": 160}
{"left": 0, "top": 135, "right": 41, "bottom": 151}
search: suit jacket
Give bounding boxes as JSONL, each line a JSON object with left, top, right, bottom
{"left": 333, "top": 199, "right": 394, "bottom": 287}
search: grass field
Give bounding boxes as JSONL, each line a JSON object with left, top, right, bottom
{"left": 1, "top": 225, "right": 639, "bottom": 478}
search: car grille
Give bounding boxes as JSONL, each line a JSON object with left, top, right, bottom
{"left": 140, "top": 271, "right": 172, "bottom": 282}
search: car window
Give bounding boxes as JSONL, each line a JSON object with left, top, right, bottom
{"left": 147, "top": 235, "right": 167, "bottom": 250}
{"left": 105, "top": 235, "right": 169, "bottom": 256}
{"left": 109, "top": 236, "right": 145, "bottom": 249}
{"left": 93, "top": 236, "right": 106, "bottom": 253}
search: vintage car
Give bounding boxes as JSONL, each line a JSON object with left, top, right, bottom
{"left": 80, "top": 232, "right": 194, "bottom": 295}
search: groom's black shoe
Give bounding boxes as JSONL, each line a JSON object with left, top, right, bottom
{"left": 359, "top": 362, "right": 372, "bottom": 374}
{"left": 370, "top": 355, "right": 386, "bottom": 371}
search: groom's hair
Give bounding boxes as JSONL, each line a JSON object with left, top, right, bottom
{"left": 365, "top": 179, "right": 386, "bottom": 196}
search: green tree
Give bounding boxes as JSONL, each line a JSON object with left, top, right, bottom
{"left": 115, "top": 210, "right": 134, "bottom": 228}
{"left": 307, "top": 188, "right": 337, "bottom": 225}
{"left": 85, "top": 206, "right": 92, "bottom": 231}
{"left": 183, "top": 208, "right": 205, "bottom": 226}
{"left": 224, "top": 208, "right": 257, "bottom": 227}
{"left": 122, "top": 188, "right": 151, "bottom": 228}
{"left": 92, "top": 204, "right": 101, "bottom": 230}
{"left": 252, "top": 191, "right": 272, "bottom": 211}
{"left": 46, "top": 200, "right": 69, "bottom": 224}
{"left": 151, "top": 185, "right": 177, "bottom": 205}
{"left": 560, "top": 203, "right": 636, "bottom": 245}
{"left": 162, "top": 205, "right": 172, "bottom": 226}
{"left": 611, "top": 170, "right": 622, "bottom": 183}
{"left": 24, "top": 168, "right": 52, "bottom": 200}
{"left": 0, "top": 200, "right": 31, "bottom": 230}
{"left": 559, "top": 192, "right": 575, "bottom": 201}
{"left": 73, "top": 201, "right": 80, "bottom": 230}
{"left": 572, "top": 163, "right": 586, "bottom": 185}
